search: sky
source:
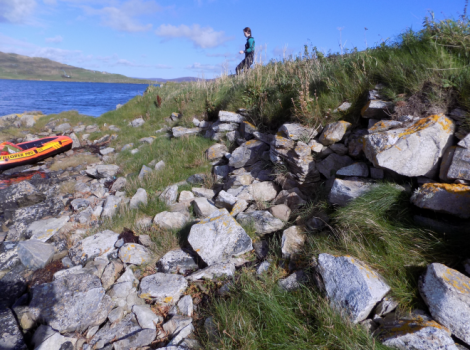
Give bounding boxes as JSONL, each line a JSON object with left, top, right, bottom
{"left": 0, "top": 0, "right": 466, "bottom": 79}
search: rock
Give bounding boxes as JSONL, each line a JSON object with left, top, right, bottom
{"left": 101, "top": 195, "right": 121, "bottom": 218}
{"left": 71, "top": 198, "right": 90, "bottom": 211}
{"left": 25, "top": 215, "right": 69, "bottom": 242}
{"left": 329, "top": 177, "right": 375, "bottom": 206}
{"left": 317, "top": 254, "right": 391, "bottom": 323}
{"left": 380, "top": 318, "right": 458, "bottom": 350}
{"left": 419, "top": 263, "right": 470, "bottom": 344}
{"left": 153, "top": 211, "right": 189, "bottom": 230}
{"left": 138, "top": 165, "right": 153, "bottom": 180}
{"left": 33, "top": 325, "right": 77, "bottom": 350}
{"left": 213, "top": 122, "right": 239, "bottom": 132}
{"left": 214, "top": 165, "right": 231, "bottom": 179}
{"left": 361, "top": 100, "right": 394, "bottom": 118}
{"left": 370, "top": 167, "right": 384, "bottom": 179}
{"left": 375, "top": 297, "right": 398, "bottom": 317}
{"left": 17, "top": 240, "right": 54, "bottom": 270}
{"left": 336, "top": 163, "right": 369, "bottom": 177}
{"left": 230, "top": 199, "right": 248, "bottom": 217}
{"left": 257, "top": 261, "right": 271, "bottom": 275}
{"left": 172, "top": 127, "right": 201, "bottom": 137}
{"left": 163, "top": 315, "right": 193, "bottom": 345}
{"left": 317, "top": 154, "right": 354, "bottom": 179}
{"left": 458, "top": 133, "right": 470, "bottom": 149}
{"left": 411, "top": 183, "right": 470, "bottom": 219}
{"left": 188, "top": 209, "right": 252, "bottom": 266}
{"left": 54, "top": 123, "right": 71, "bottom": 133}
{"left": 29, "top": 273, "right": 113, "bottom": 333}
{"left": 133, "top": 305, "right": 162, "bottom": 329}
{"left": 186, "top": 262, "right": 236, "bottom": 281}
{"left": 0, "top": 181, "right": 44, "bottom": 214}
{"left": 219, "top": 111, "right": 244, "bottom": 123}
{"left": 273, "top": 188, "right": 307, "bottom": 209}
{"left": 0, "top": 307, "right": 27, "bottom": 350}
{"left": 206, "top": 143, "right": 228, "bottom": 161}
{"left": 69, "top": 230, "right": 119, "bottom": 265}
{"left": 319, "top": 121, "right": 351, "bottom": 145}
{"left": 139, "top": 136, "right": 156, "bottom": 145}
{"left": 192, "top": 187, "right": 215, "bottom": 199}
{"left": 130, "top": 188, "right": 148, "bottom": 209}
{"left": 85, "top": 164, "right": 120, "bottom": 179}
{"left": 69, "top": 132, "right": 81, "bottom": 148}
{"left": 118, "top": 244, "right": 153, "bottom": 265}
{"left": 330, "top": 143, "right": 349, "bottom": 156}
{"left": 278, "top": 270, "right": 307, "bottom": 291}
{"left": 214, "top": 190, "right": 238, "bottom": 210}
{"left": 281, "top": 226, "right": 305, "bottom": 259}
{"left": 337, "top": 101, "right": 352, "bottom": 112}
{"left": 447, "top": 147, "right": 470, "bottom": 181}
{"left": 160, "top": 185, "right": 178, "bottom": 206}
{"left": 237, "top": 210, "right": 284, "bottom": 236}
{"left": 139, "top": 273, "right": 188, "bottom": 305}
{"left": 279, "top": 123, "right": 318, "bottom": 141}
{"left": 192, "top": 197, "right": 218, "bottom": 218}
{"left": 229, "top": 140, "right": 269, "bottom": 169}
{"left": 131, "top": 117, "right": 145, "bottom": 127}
{"left": 99, "top": 147, "right": 114, "bottom": 155}
{"left": 111, "top": 177, "right": 127, "bottom": 192}
{"left": 121, "top": 143, "right": 133, "bottom": 152}
{"left": 187, "top": 173, "right": 206, "bottom": 185}
{"left": 179, "top": 191, "right": 194, "bottom": 204}
{"left": 108, "top": 307, "right": 125, "bottom": 323}
{"left": 155, "top": 160, "right": 165, "bottom": 172}
{"left": 251, "top": 181, "right": 279, "bottom": 202}
{"left": 158, "top": 249, "right": 198, "bottom": 274}
{"left": 364, "top": 115, "right": 455, "bottom": 177}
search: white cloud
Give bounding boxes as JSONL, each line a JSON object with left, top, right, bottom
{"left": 45, "top": 35, "right": 63, "bottom": 43}
{"left": 156, "top": 24, "right": 232, "bottom": 48}
{"left": 83, "top": 0, "right": 161, "bottom": 32}
{"left": 0, "top": 0, "right": 37, "bottom": 24}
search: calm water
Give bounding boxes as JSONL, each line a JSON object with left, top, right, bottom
{"left": 0, "top": 79, "right": 156, "bottom": 117}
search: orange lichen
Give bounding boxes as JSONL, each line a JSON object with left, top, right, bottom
{"left": 421, "top": 183, "right": 470, "bottom": 194}
{"left": 398, "top": 115, "right": 453, "bottom": 138}
{"left": 441, "top": 267, "right": 470, "bottom": 294}
{"left": 383, "top": 318, "right": 450, "bottom": 338}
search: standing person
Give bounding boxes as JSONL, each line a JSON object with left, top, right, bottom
{"left": 236, "top": 27, "right": 255, "bottom": 75}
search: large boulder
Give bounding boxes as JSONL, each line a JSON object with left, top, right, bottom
{"left": 419, "top": 263, "right": 470, "bottom": 345}
{"left": 329, "top": 177, "right": 375, "bottom": 206}
{"left": 69, "top": 230, "right": 119, "bottom": 265}
{"left": 153, "top": 211, "right": 189, "bottom": 230}
{"left": 29, "top": 273, "right": 113, "bottom": 333}
{"left": 229, "top": 140, "right": 269, "bottom": 169}
{"left": 364, "top": 115, "right": 455, "bottom": 177}
{"left": 188, "top": 209, "right": 252, "bottom": 266}
{"left": 317, "top": 254, "right": 391, "bottom": 323}
{"left": 139, "top": 273, "right": 188, "bottom": 305}
{"left": 411, "top": 183, "right": 470, "bottom": 219}
{"left": 237, "top": 210, "right": 284, "bottom": 236}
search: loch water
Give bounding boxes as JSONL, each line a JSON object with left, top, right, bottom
{"left": 0, "top": 79, "right": 155, "bottom": 117}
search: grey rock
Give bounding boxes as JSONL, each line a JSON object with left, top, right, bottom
{"left": 318, "top": 254, "right": 391, "bottom": 323}
{"left": 214, "top": 165, "right": 231, "bottom": 179}
{"left": 419, "top": 263, "right": 470, "bottom": 345}
{"left": 179, "top": 191, "right": 195, "bottom": 204}
{"left": 273, "top": 188, "right": 307, "bottom": 209}
{"left": 192, "top": 187, "right": 215, "bottom": 199}
{"left": 155, "top": 160, "right": 165, "bottom": 171}
{"left": 251, "top": 181, "right": 279, "bottom": 202}
{"left": 253, "top": 240, "right": 269, "bottom": 259}
{"left": 279, "top": 123, "right": 318, "bottom": 141}
{"left": 206, "top": 143, "right": 228, "bottom": 161}
{"left": 85, "top": 164, "right": 120, "bottom": 179}
{"left": 317, "top": 154, "right": 354, "bottom": 179}
{"left": 54, "top": 123, "right": 71, "bottom": 133}
{"left": 0, "top": 181, "right": 44, "bottom": 215}
{"left": 101, "top": 195, "right": 121, "bottom": 218}
{"left": 172, "top": 127, "right": 201, "bottom": 137}
{"left": 319, "top": 121, "right": 351, "bottom": 145}
{"left": 139, "top": 136, "right": 156, "bottom": 144}
{"left": 411, "top": 183, "right": 470, "bottom": 219}
{"left": 111, "top": 177, "right": 127, "bottom": 192}
{"left": 237, "top": 210, "right": 284, "bottom": 236}
{"left": 364, "top": 115, "right": 455, "bottom": 177}
{"left": 0, "top": 307, "right": 27, "bottom": 350}
{"left": 192, "top": 197, "right": 218, "bottom": 218}
{"left": 33, "top": 325, "right": 77, "bottom": 350}
{"left": 188, "top": 209, "right": 252, "bottom": 266}
{"left": 69, "top": 230, "right": 119, "bottom": 265}
{"left": 375, "top": 297, "right": 398, "bottom": 317}
{"left": 278, "top": 270, "right": 307, "bottom": 291}
{"left": 130, "top": 188, "right": 148, "bottom": 209}
{"left": 229, "top": 199, "right": 248, "bottom": 217}
{"left": 174, "top": 295, "right": 193, "bottom": 317}
{"left": 29, "top": 273, "right": 113, "bottom": 333}
{"left": 458, "top": 133, "right": 470, "bottom": 149}
{"left": 187, "top": 173, "right": 206, "bottom": 185}
{"left": 370, "top": 167, "right": 384, "bottom": 179}
{"left": 160, "top": 185, "right": 178, "bottom": 206}
{"left": 330, "top": 143, "right": 349, "bottom": 156}
{"left": 329, "top": 177, "right": 375, "bottom": 206}
{"left": 337, "top": 101, "right": 352, "bottom": 112}
{"left": 219, "top": 110, "right": 244, "bottom": 123}
{"left": 25, "top": 215, "right": 69, "bottom": 242}
{"left": 186, "top": 262, "right": 236, "bottom": 281}
{"left": 108, "top": 306, "right": 125, "bottom": 323}
{"left": 336, "top": 163, "right": 369, "bottom": 177}
{"left": 153, "top": 211, "right": 189, "bottom": 230}
{"left": 213, "top": 122, "right": 239, "bottom": 132}
{"left": 138, "top": 165, "right": 153, "bottom": 180}
{"left": 214, "top": 190, "right": 238, "bottom": 210}
{"left": 119, "top": 243, "right": 153, "bottom": 265}
{"left": 121, "top": 143, "right": 133, "bottom": 152}
{"left": 229, "top": 140, "right": 269, "bottom": 169}
{"left": 99, "top": 147, "right": 114, "bottom": 155}
{"left": 17, "top": 240, "right": 54, "bottom": 270}
{"left": 158, "top": 249, "right": 198, "bottom": 274}
{"left": 133, "top": 304, "right": 162, "bottom": 329}
{"left": 257, "top": 261, "right": 271, "bottom": 275}
{"left": 269, "top": 204, "right": 291, "bottom": 222}
{"left": 447, "top": 147, "right": 470, "bottom": 181}
{"left": 71, "top": 198, "right": 89, "bottom": 211}
{"left": 139, "top": 273, "right": 188, "bottom": 305}
{"left": 361, "top": 100, "right": 394, "bottom": 118}
{"left": 131, "top": 117, "right": 145, "bottom": 127}
{"left": 281, "top": 226, "right": 305, "bottom": 259}
{"left": 69, "top": 132, "right": 81, "bottom": 148}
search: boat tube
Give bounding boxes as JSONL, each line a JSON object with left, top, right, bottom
{"left": 0, "top": 136, "right": 73, "bottom": 171}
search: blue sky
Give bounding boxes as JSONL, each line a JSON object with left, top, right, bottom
{"left": 0, "top": 0, "right": 466, "bottom": 79}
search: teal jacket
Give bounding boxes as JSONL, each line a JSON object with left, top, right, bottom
{"left": 245, "top": 37, "right": 255, "bottom": 54}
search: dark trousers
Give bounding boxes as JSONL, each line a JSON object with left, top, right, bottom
{"left": 236, "top": 52, "right": 254, "bottom": 75}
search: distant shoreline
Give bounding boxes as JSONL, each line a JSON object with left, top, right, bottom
{"left": 0, "top": 77, "right": 156, "bottom": 85}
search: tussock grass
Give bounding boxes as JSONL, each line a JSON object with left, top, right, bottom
{"left": 59, "top": 180, "right": 76, "bottom": 194}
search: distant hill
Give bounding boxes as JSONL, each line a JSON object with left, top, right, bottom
{"left": 0, "top": 51, "right": 154, "bottom": 84}
{"left": 145, "top": 77, "right": 207, "bottom": 83}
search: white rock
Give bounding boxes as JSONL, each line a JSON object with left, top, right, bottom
{"left": 281, "top": 226, "right": 305, "bottom": 259}
{"left": 214, "top": 190, "right": 238, "bottom": 210}
{"left": 17, "top": 240, "right": 55, "bottom": 270}
{"left": 160, "top": 185, "right": 178, "bottom": 206}
{"left": 218, "top": 111, "right": 244, "bottom": 123}
{"left": 186, "top": 262, "right": 236, "bottom": 281}
{"left": 139, "top": 273, "right": 188, "bottom": 305}
{"left": 25, "top": 215, "right": 69, "bottom": 242}
{"left": 319, "top": 121, "right": 351, "bottom": 145}
{"left": 172, "top": 127, "right": 201, "bottom": 137}
{"left": 133, "top": 305, "right": 163, "bottom": 330}
{"left": 118, "top": 243, "right": 153, "bottom": 265}
{"left": 251, "top": 181, "right": 279, "bottom": 202}
{"left": 155, "top": 160, "right": 165, "bottom": 171}
{"left": 237, "top": 210, "right": 284, "bottom": 236}
{"left": 68, "top": 230, "right": 119, "bottom": 265}
{"left": 130, "top": 188, "right": 148, "bottom": 209}
{"left": 192, "top": 187, "right": 215, "bottom": 199}
{"left": 153, "top": 211, "right": 189, "bottom": 230}
{"left": 158, "top": 249, "right": 198, "bottom": 274}
{"left": 329, "top": 177, "right": 375, "bottom": 206}
{"left": 191, "top": 197, "right": 218, "bottom": 218}
{"left": 131, "top": 117, "right": 145, "bottom": 127}
{"left": 101, "top": 195, "right": 121, "bottom": 218}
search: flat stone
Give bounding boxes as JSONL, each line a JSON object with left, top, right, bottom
{"left": 118, "top": 243, "right": 153, "bottom": 265}
{"left": 214, "top": 190, "right": 238, "bottom": 210}
{"left": 54, "top": 123, "right": 71, "bottom": 133}
{"left": 230, "top": 199, "right": 248, "bottom": 217}
{"left": 186, "top": 262, "right": 235, "bottom": 281}
{"left": 218, "top": 111, "right": 244, "bottom": 123}
{"left": 25, "top": 215, "right": 69, "bottom": 242}
{"left": 172, "top": 295, "right": 193, "bottom": 317}
{"left": 101, "top": 195, "right": 121, "bottom": 218}
{"left": 279, "top": 123, "right": 318, "bottom": 141}
{"left": 99, "top": 147, "right": 115, "bottom": 156}
{"left": 317, "top": 154, "right": 354, "bottom": 179}
{"left": 121, "top": 143, "right": 133, "bottom": 152}
{"left": 157, "top": 249, "right": 198, "bottom": 274}
{"left": 33, "top": 325, "right": 77, "bottom": 350}
{"left": 206, "top": 143, "right": 228, "bottom": 162}
{"left": 153, "top": 211, "right": 189, "bottom": 230}
{"left": 187, "top": 173, "right": 206, "bottom": 185}
{"left": 154, "top": 160, "right": 165, "bottom": 172}
{"left": 192, "top": 187, "right": 215, "bottom": 199}
{"left": 29, "top": 273, "right": 113, "bottom": 333}
{"left": 139, "top": 136, "right": 156, "bottom": 144}
{"left": 251, "top": 181, "right": 279, "bottom": 202}
{"left": 447, "top": 147, "right": 470, "bottom": 181}
{"left": 364, "top": 115, "right": 455, "bottom": 177}
{"left": 138, "top": 165, "right": 153, "bottom": 180}
{"left": 213, "top": 122, "right": 239, "bottom": 132}
{"left": 229, "top": 140, "right": 269, "bottom": 169}
{"left": 411, "top": 183, "right": 470, "bottom": 219}
{"left": 188, "top": 209, "right": 252, "bottom": 266}
{"left": 419, "top": 263, "right": 470, "bottom": 344}
{"left": 281, "top": 226, "right": 305, "bottom": 259}
{"left": 336, "top": 163, "right": 369, "bottom": 177}
{"left": 86, "top": 164, "right": 120, "bottom": 179}
{"left": 329, "top": 177, "right": 375, "bottom": 206}
{"left": 131, "top": 117, "right": 145, "bottom": 127}
{"left": 139, "top": 273, "right": 188, "bottom": 305}
{"left": 160, "top": 185, "right": 178, "bottom": 206}
{"left": 130, "top": 188, "right": 148, "bottom": 209}
{"left": 69, "top": 230, "right": 119, "bottom": 265}
{"left": 278, "top": 270, "right": 307, "bottom": 291}
{"left": 192, "top": 197, "right": 218, "bottom": 218}
{"left": 17, "top": 240, "right": 55, "bottom": 271}
{"left": 319, "top": 121, "right": 351, "bottom": 145}
{"left": 237, "top": 210, "right": 284, "bottom": 236}
{"left": 133, "top": 305, "right": 162, "bottom": 330}
{"left": 172, "top": 127, "right": 201, "bottom": 137}
{"left": 318, "top": 254, "right": 391, "bottom": 323}
{"left": 0, "top": 307, "right": 27, "bottom": 350}
{"left": 361, "top": 100, "right": 394, "bottom": 118}
{"left": 269, "top": 204, "right": 291, "bottom": 221}
{"left": 179, "top": 191, "right": 194, "bottom": 204}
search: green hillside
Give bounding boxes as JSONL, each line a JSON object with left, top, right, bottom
{"left": 0, "top": 51, "right": 154, "bottom": 84}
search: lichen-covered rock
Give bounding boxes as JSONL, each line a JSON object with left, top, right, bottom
{"left": 172, "top": 127, "right": 201, "bottom": 137}
{"left": 153, "top": 211, "right": 189, "bottom": 230}
{"left": 411, "top": 183, "right": 470, "bottom": 219}
{"left": 17, "top": 240, "right": 55, "bottom": 271}
{"left": 279, "top": 123, "right": 318, "bottom": 141}
{"left": 419, "top": 263, "right": 470, "bottom": 345}
{"left": 219, "top": 111, "right": 244, "bottom": 123}
{"left": 85, "top": 164, "right": 120, "bottom": 179}
{"left": 188, "top": 209, "right": 252, "bottom": 266}
{"left": 251, "top": 181, "right": 279, "bottom": 202}
{"left": 130, "top": 188, "right": 148, "bottom": 209}
{"left": 157, "top": 249, "right": 198, "bottom": 274}
{"left": 0, "top": 307, "right": 27, "bottom": 350}
{"left": 25, "top": 215, "right": 69, "bottom": 242}
{"left": 206, "top": 143, "right": 228, "bottom": 161}
{"left": 118, "top": 243, "right": 153, "bottom": 265}
{"left": 446, "top": 147, "right": 470, "bottom": 181}
{"left": 237, "top": 210, "right": 284, "bottom": 236}
{"left": 69, "top": 230, "right": 119, "bottom": 265}
{"left": 101, "top": 195, "right": 121, "bottom": 218}
{"left": 186, "top": 262, "right": 236, "bottom": 281}
{"left": 329, "top": 177, "right": 375, "bottom": 206}
{"left": 160, "top": 185, "right": 179, "bottom": 206}
{"left": 319, "top": 121, "right": 351, "bottom": 146}
{"left": 229, "top": 140, "right": 269, "bottom": 169}
{"left": 317, "top": 254, "right": 391, "bottom": 323}
{"left": 139, "top": 273, "right": 188, "bottom": 305}
{"left": 380, "top": 318, "right": 458, "bottom": 350}
{"left": 364, "top": 115, "right": 455, "bottom": 177}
